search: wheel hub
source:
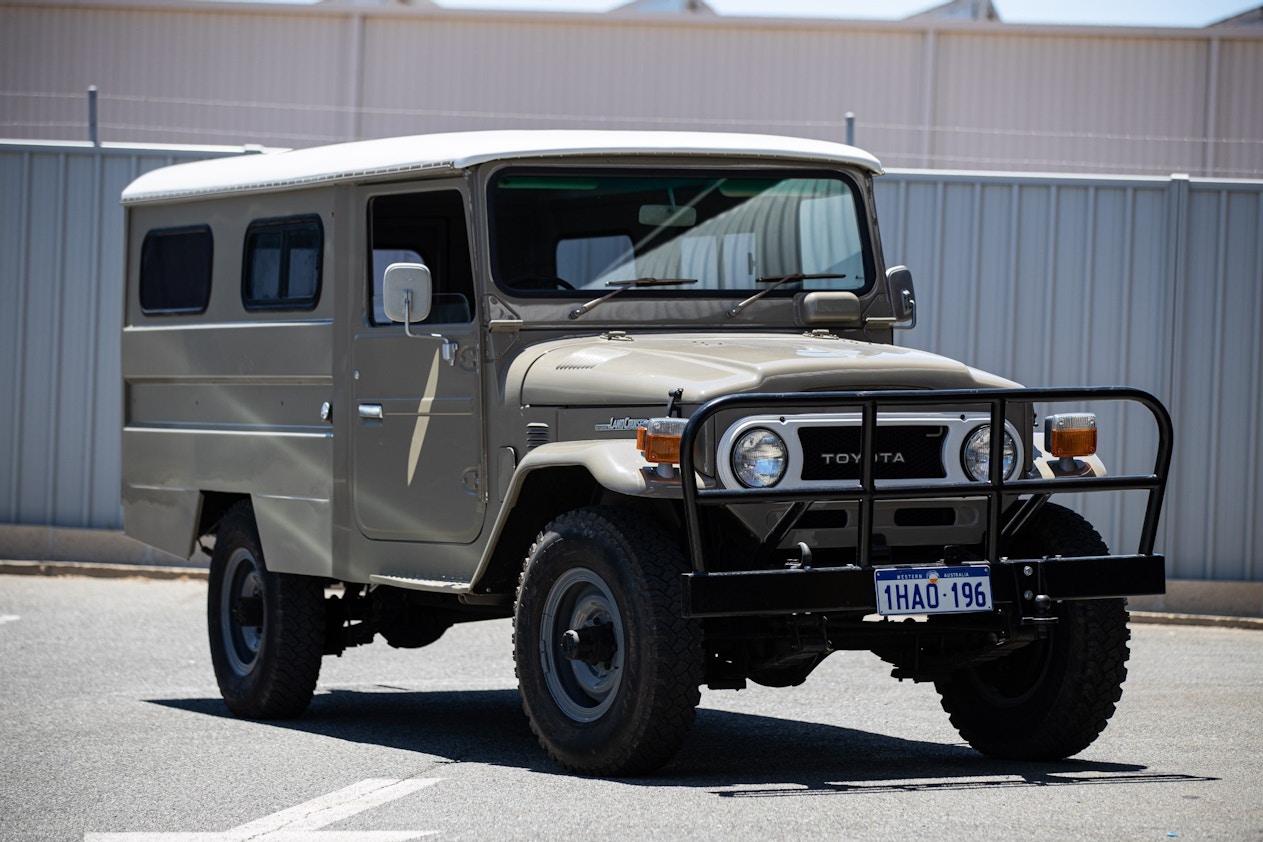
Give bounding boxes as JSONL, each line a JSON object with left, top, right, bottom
{"left": 232, "top": 595, "right": 264, "bottom": 628}
{"left": 561, "top": 620, "right": 617, "bottom": 668}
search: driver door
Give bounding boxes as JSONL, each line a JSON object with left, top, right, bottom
{"left": 350, "top": 185, "right": 484, "bottom": 543}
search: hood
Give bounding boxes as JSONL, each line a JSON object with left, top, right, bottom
{"left": 513, "top": 333, "right": 1019, "bottom": 406}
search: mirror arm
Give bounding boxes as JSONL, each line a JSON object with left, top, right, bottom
{"left": 894, "top": 290, "right": 917, "bottom": 330}
{"left": 402, "top": 289, "right": 421, "bottom": 339}
{"left": 402, "top": 290, "right": 458, "bottom": 365}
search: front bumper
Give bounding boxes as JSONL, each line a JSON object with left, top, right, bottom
{"left": 682, "top": 553, "right": 1166, "bottom": 618}
{"left": 676, "top": 387, "right": 1173, "bottom": 619}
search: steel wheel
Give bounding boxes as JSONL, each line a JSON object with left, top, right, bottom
{"left": 539, "top": 567, "right": 626, "bottom": 722}
{"left": 220, "top": 546, "right": 265, "bottom": 676}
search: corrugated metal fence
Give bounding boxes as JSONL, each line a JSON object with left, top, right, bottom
{"left": 1, "top": 141, "right": 1260, "bottom": 581}
{"left": 0, "top": 142, "right": 237, "bottom": 532}
{"left": 874, "top": 171, "right": 1263, "bottom": 582}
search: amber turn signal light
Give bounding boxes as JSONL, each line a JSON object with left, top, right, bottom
{"left": 637, "top": 417, "right": 687, "bottom": 464}
{"left": 1044, "top": 412, "right": 1097, "bottom": 457}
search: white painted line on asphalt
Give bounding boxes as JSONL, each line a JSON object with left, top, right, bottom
{"left": 0, "top": 614, "right": 19, "bottom": 624}
{"left": 84, "top": 777, "right": 441, "bottom": 841}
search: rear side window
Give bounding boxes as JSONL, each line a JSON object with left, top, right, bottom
{"left": 139, "top": 226, "right": 213, "bottom": 314}
{"left": 242, "top": 216, "right": 323, "bottom": 311}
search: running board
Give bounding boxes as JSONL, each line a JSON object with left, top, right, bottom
{"left": 368, "top": 574, "right": 510, "bottom": 607}
{"left": 369, "top": 574, "right": 471, "bottom": 594}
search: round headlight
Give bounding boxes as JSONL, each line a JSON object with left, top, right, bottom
{"left": 731, "top": 428, "right": 787, "bottom": 488}
{"left": 962, "top": 425, "right": 1017, "bottom": 482}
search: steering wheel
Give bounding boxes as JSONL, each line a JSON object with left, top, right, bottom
{"left": 509, "top": 275, "right": 575, "bottom": 291}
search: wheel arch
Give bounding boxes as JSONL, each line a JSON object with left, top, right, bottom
{"left": 472, "top": 464, "right": 600, "bottom": 595}
{"left": 198, "top": 490, "right": 249, "bottom": 539}
{"left": 471, "top": 439, "right": 680, "bottom": 595}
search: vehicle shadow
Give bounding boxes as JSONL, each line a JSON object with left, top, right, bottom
{"left": 152, "top": 688, "right": 1215, "bottom": 794}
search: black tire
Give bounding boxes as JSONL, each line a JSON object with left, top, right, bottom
{"left": 208, "top": 502, "right": 325, "bottom": 719}
{"left": 935, "top": 503, "right": 1131, "bottom": 760}
{"left": 514, "top": 506, "right": 703, "bottom": 776}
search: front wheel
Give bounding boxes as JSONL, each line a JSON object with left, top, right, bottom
{"left": 208, "top": 502, "right": 325, "bottom": 719}
{"left": 935, "top": 504, "right": 1131, "bottom": 759}
{"left": 513, "top": 507, "right": 703, "bottom": 776}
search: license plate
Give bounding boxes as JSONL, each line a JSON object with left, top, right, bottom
{"left": 874, "top": 565, "right": 993, "bottom": 616}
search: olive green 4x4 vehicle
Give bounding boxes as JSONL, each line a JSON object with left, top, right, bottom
{"left": 121, "top": 131, "right": 1171, "bottom": 775}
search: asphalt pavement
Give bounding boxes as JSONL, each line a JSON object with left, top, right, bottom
{"left": 2, "top": 574, "right": 1262, "bottom": 840}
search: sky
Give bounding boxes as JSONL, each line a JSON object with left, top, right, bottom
{"left": 227, "top": 0, "right": 1259, "bottom": 28}
{"left": 410, "top": 0, "right": 1255, "bottom": 28}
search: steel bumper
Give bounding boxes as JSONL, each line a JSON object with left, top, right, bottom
{"left": 681, "top": 553, "right": 1166, "bottom": 619}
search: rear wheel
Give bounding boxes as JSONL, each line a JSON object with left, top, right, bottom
{"left": 514, "top": 506, "right": 703, "bottom": 776}
{"left": 935, "top": 504, "right": 1131, "bottom": 759}
{"left": 208, "top": 502, "right": 325, "bottom": 719}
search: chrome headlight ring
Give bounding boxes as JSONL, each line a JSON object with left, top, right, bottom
{"left": 961, "top": 424, "right": 1018, "bottom": 482}
{"left": 731, "top": 427, "right": 788, "bottom": 488}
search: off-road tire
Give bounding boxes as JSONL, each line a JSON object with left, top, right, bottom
{"left": 208, "top": 502, "right": 325, "bottom": 719}
{"left": 935, "top": 503, "right": 1131, "bottom": 759}
{"left": 514, "top": 506, "right": 703, "bottom": 776}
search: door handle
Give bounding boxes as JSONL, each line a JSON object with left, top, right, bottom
{"left": 358, "top": 404, "right": 384, "bottom": 420}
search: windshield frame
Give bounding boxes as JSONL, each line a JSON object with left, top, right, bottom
{"left": 484, "top": 164, "right": 878, "bottom": 304}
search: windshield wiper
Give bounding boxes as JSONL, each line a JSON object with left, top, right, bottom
{"left": 568, "top": 277, "right": 697, "bottom": 320}
{"left": 725, "top": 273, "right": 848, "bottom": 318}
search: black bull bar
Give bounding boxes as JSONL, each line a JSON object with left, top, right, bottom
{"left": 677, "top": 387, "right": 1173, "bottom": 619}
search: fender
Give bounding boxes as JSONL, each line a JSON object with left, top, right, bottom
{"left": 468, "top": 439, "right": 692, "bottom": 590}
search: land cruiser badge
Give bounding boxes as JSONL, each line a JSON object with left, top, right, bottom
{"left": 595, "top": 417, "right": 651, "bottom": 432}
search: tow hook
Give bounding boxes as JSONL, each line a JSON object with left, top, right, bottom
{"left": 560, "top": 621, "right": 617, "bottom": 668}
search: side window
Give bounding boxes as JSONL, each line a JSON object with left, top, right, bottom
{"left": 369, "top": 190, "right": 474, "bottom": 326}
{"left": 242, "top": 216, "right": 323, "bottom": 311}
{"left": 139, "top": 226, "right": 213, "bottom": 314}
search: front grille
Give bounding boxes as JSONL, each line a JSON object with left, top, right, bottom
{"left": 798, "top": 425, "right": 947, "bottom": 481}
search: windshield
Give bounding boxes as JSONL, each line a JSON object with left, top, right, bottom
{"left": 488, "top": 169, "right": 873, "bottom": 297}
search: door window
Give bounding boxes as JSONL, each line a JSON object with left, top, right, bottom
{"left": 369, "top": 191, "right": 474, "bottom": 325}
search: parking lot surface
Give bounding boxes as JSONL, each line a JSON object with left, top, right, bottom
{"left": 1, "top": 575, "right": 1260, "bottom": 840}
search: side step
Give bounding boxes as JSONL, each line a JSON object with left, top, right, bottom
{"left": 368, "top": 574, "right": 509, "bottom": 606}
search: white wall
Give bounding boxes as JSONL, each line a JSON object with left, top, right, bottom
{"left": 2, "top": 1, "right": 1260, "bottom": 177}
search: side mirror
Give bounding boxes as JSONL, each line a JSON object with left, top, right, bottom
{"left": 886, "top": 265, "right": 917, "bottom": 329}
{"left": 382, "top": 262, "right": 432, "bottom": 329}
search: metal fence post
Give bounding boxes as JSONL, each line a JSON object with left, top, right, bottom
{"left": 845, "top": 112, "right": 855, "bottom": 146}
{"left": 88, "top": 86, "right": 99, "bottom": 146}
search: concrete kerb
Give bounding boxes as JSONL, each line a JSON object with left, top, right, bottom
{"left": 0, "top": 524, "right": 204, "bottom": 568}
{"left": 1128, "top": 611, "right": 1263, "bottom": 632}
{"left": 0, "top": 559, "right": 207, "bottom": 581}
{"left": 4, "top": 559, "right": 1262, "bottom": 631}
{"left": 0, "top": 526, "right": 209, "bottom": 580}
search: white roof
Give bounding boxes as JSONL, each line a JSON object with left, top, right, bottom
{"left": 120, "top": 130, "right": 883, "bottom": 204}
